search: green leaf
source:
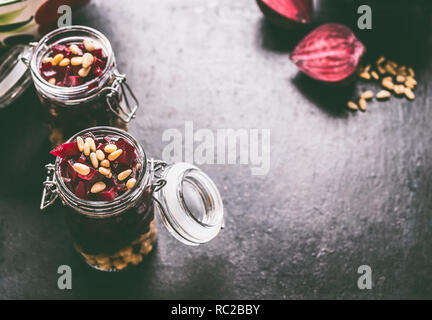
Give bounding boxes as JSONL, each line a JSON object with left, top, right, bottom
{"left": 0, "top": 5, "right": 26, "bottom": 25}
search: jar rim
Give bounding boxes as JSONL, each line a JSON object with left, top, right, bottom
{"left": 30, "top": 25, "right": 114, "bottom": 99}
{"left": 54, "top": 126, "right": 148, "bottom": 217}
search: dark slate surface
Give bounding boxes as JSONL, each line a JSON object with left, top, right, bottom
{"left": 0, "top": 0, "right": 431, "bottom": 299}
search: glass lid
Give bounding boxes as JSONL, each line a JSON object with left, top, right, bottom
{"left": 0, "top": 44, "right": 32, "bottom": 109}
{"left": 154, "top": 162, "right": 224, "bottom": 246}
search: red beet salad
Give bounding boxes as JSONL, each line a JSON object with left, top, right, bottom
{"left": 51, "top": 132, "right": 141, "bottom": 201}
{"left": 39, "top": 38, "right": 107, "bottom": 88}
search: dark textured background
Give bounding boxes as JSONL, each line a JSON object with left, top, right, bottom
{"left": 0, "top": 0, "right": 431, "bottom": 299}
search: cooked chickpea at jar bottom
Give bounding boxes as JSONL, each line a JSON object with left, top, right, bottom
{"left": 39, "top": 39, "right": 107, "bottom": 87}
{"left": 49, "top": 132, "right": 141, "bottom": 201}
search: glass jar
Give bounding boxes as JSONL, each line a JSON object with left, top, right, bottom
{"left": 0, "top": 26, "right": 138, "bottom": 146}
{"left": 40, "top": 126, "right": 225, "bottom": 272}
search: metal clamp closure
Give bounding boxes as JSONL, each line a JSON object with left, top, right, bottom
{"left": 40, "top": 164, "right": 58, "bottom": 210}
{"left": 103, "top": 70, "right": 139, "bottom": 123}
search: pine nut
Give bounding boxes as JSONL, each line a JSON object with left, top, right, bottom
{"left": 73, "top": 163, "right": 90, "bottom": 176}
{"left": 405, "top": 77, "right": 417, "bottom": 88}
{"left": 393, "top": 84, "right": 405, "bottom": 95}
{"left": 358, "top": 98, "right": 367, "bottom": 111}
{"left": 361, "top": 90, "right": 374, "bottom": 100}
{"left": 101, "top": 159, "right": 110, "bottom": 168}
{"left": 96, "top": 149, "right": 105, "bottom": 161}
{"left": 51, "top": 53, "right": 64, "bottom": 66}
{"left": 396, "top": 75, "right": 406, "bottom": 83}
{"left": 359, "top": 72, "right": 371, "bottom": 80}
{"left": 371, "top": 71, "right": 379, "bottom": 80}
{"left": 99, "top": 167, "right": 111, "bottom": 176}
{"left": 85, "top": 137, "right": 96, "bottom": 152}
{"left": 91, "top": 181, "right": 106, "bottom": 194}
{"left": 404, "top": 88, "right": 415, "bottom": 100}
{"left": 104, "top": 144, "right": 117, "bottom": 153}
{"left": 76, "top": 136, "right": 84, "bottom": 152}
{"left": 126, "top": 178, "right": 136, "bottom": 190}
{"left": 107, "top": 172, "right": 113, "bottom": 179}
{"left": 71, "top": 56, "right": 83, "bottom": 66}
{"left": 84, "top": 141, "right": 91, "bottom": 156}
{"left": 69, "top": 44, "right": 81, "bottom": 55}
{"left": 377, "top": 64, "right": 386, "bottom": 74}
{"left": 382, "top": 77, "right": 394, "bottom": 90}
{"left": 364, "top": 65, "right": 371, "bottom": 73}
{"left": 90, "top": 152, "right": 98, "bottom": 168}
{"left": 376, "top": 56, "right": 385, "bottom": 65}
{"left": 78, "top": 66, "right": 91, "bottom": 78}
{"left": 59, "top": 58, "right": 70, "bottom": 67}
{"left": 408, "top": 67, "right": 415, "bottom": 77}
{"left": 376, "top": 90, "right": 391, "bottom": 99}
{"left": 82, "top": 53, "right": 94, "bottom": 68}
{"left": 48, "top": 78, "right": 56, "bottom": 85}
{"left": 108, "top": 149, "right": 123, "bottom": 161}
{"left": 385, "top": 64, "right": 396, "bottom": 76}
{"left": 347, "top": 101, "right": 358, "bottom": 111}
{"left": 118, "top": 169, "right": 132, "bottom": 181}
{"left": 83, "top": 39, "right": 95, "bottom": 52}
{"left": 43, "top": 57, "right": 53, "bottom": 64}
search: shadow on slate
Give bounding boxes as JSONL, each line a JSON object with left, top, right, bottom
{"left": 0, "top": 87, "right": 52, "bottom": 201}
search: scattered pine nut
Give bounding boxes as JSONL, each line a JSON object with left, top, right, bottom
{"left": 377, "top": 56, "right": 385, "bottom": 65}
{"left": 364, "top": 65, "right": 371, "bottom": 73}
{"left": 361, "top": 90, "right": 374, "bottom": 100}
{"left": 48, "top": 78, "right": 56, "bottom": 85}
{"left": 404, "top": 87, "right": 415, "bottom": 100}
{"left": 408, "top": 67, "right": 415, "bottom": 77}
{"left": 371, "top": 71, "right": 379, "bottom": 80}
{"left": 376, "top": 90, "right": 391, "bottom": 99}
{"left": 377, "top": 64, "right": 386, "bottom": 74}
{"left": 358, "top": 98, "right": 367, "bottom": 111}
{"left": 382, "top": 77, "right": 394, "bottom": 90}
{"left": 359, "top": 72, "right": 371, "bottom": 80}
{"left": 396, "top": 75, "right": 406, "bottom": 83}
{"left": 347, "top": 101, "right": 358, "bottom": 111}
{"left": 393, "top": 84, "right": 405, "bottom": 95}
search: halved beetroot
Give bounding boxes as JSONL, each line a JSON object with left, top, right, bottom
{"left": 50, "top": 142, "right": 80, "bottom": 158}
{"left": 257, "top": 0, "right": 313, "bottom": 28}
{"left": 290, "top": 23, "right": 365, "bottom": 83}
